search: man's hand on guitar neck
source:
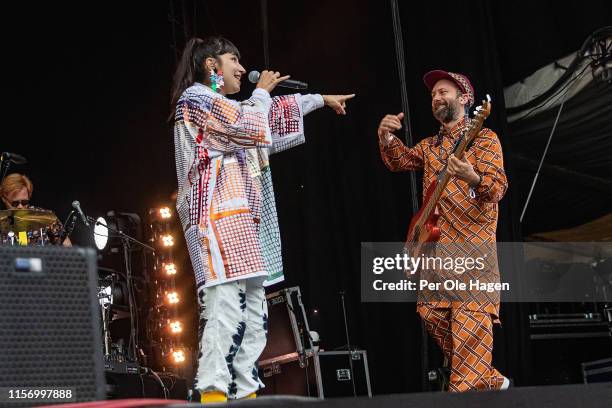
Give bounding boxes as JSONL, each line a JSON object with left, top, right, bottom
{"left": 377, "top": 112, "right": 404, "bottom": 145}
{"left": 447, "top": 154, "right": 481, "bottom": 187}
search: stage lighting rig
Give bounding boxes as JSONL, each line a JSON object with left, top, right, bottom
{"left": 163, "top": 262, "right": 177, "bottom": 276}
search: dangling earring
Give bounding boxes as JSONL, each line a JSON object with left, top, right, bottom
{"left": 210, "top": 67, "right": 224, "bottom": 93}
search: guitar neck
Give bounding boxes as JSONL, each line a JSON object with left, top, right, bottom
{"left": 418, "top": 122, "right": 482, "bottom": 225}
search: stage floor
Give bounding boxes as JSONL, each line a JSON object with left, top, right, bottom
{"left": 45, "top": 382, "right": 612, "bottom": 408}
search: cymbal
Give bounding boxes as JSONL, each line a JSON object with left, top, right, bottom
{"left": 0, "top": 208, "right": 59, "bottom": 233}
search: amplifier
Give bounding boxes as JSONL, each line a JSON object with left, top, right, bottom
{"left": 104, "top": 359, "right": 140, "bottom": 374}
{"left": 529, "top": 313, "right": 610, "bottom": 340}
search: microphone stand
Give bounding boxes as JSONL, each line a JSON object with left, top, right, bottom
{"left": 56, "top": 210, "right": 77, "bottom": 246}
{"left": 340, "top": 290, "right": 358, "bottom": 397}
{"left": 86, "top": 215, "right": 155, "bottom": 366}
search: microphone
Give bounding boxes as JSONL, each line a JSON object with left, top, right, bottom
{"left": 248, "top": 70, "right": 308, "bottom": 90}
{"left": 72, "top": 200, "right": 90, "bottom": 227}
{"left": 1, "top": 152, "right": 27, "bottom": 164}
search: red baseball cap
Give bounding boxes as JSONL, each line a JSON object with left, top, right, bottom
{"left": 423, "top": 70, "right": 474, "bottom": 107}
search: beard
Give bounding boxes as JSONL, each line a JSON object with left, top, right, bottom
{"left": 433, "top": 99, "right": 460, "bottom": 123}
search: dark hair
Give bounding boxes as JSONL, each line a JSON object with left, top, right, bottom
{"left": 170, "top": 36, "right": 241, "bottom": 108}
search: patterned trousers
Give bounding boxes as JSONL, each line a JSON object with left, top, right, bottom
{"left": 195, "top": 277, "right": 268, "bottom": 399}
{"left": 417, "top": 304, "right": 505, "bottom": 392}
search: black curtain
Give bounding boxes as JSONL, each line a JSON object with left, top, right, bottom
{"left": 8, "top": 0, "right": 612, "bottom": 394}
{"left": 257, "top": 0, "right": 530, "bottom": 392}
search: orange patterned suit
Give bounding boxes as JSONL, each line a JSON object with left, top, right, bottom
{"left": 379, "top": 117, "right": 508, "bottom": 391}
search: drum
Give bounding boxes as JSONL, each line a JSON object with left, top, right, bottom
{"left": 97, "top": 273, "right": 130, "bottom": 358}
{"left": 0, "top": 208, "right": 60, "bottom": 246}
{"left": 0, "top": 227, "right": 54, "bottom": 246}
{"left": 97, "top": 276, "right": 129, "bottom": 308}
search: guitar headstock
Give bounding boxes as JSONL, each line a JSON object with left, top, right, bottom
{"left": 473, "top": 94, "right": 492, "bottom": 121}
{"left": 465, "top": 94, "right": 492, "bottom": 143}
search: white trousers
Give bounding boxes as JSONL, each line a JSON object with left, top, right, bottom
{"left": 194, "top": 277, "right": 268, "bottom": 399}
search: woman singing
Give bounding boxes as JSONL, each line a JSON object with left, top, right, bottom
{"left": 171, "top": 36, "right": 353, "bottom": 403}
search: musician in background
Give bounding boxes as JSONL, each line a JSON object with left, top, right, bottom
{"left": 1, "top": 173, "right": 71, "bottom": 246}
{"left": 0, "top": 173, "right": 32, "bottom": 210}
{"left": 377, "top": 70, "right": 508, "bottom": 391}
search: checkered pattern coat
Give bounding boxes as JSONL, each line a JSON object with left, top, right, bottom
{"left": 175, "top": 83, "right": 323, "bottom": 289}
{"left": 379, "top": 119, "right": 508, "bottom": 317}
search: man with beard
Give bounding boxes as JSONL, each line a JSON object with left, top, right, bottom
{"left": 377, "top": 70, "right": 509, "bottom": 391}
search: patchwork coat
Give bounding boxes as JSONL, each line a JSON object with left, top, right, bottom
{"left": 175, "top": 83, "right": 323, "bottom": 289}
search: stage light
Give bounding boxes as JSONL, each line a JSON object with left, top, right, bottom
{"left": 163, "top": 263, "right": 177, "bottom": 276}
{"left": 148, "top": 206, "right": 173, "bottom": 222}
{"left": 166, "top": 291, "right": 179, "bottom": 304}
{"left": 161, "top": 234, "right": 174, "bottom": 247}
{"left": 94, "top": 217, "right": 109, "bottom": 250}
{"left": 169, "top": 320, "right": 183, "bottom": 334}
{"left": 172, "top": 349, "right": 186, "bottom": 363}
{"left": 159, "top": 207, "right": 172, "bottom": 219}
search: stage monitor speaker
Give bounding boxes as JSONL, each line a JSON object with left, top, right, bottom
{"left": 0, "top": 246, "right": 106, "bottom": 406}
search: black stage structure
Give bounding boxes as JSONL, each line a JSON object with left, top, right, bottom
{"left": 2, "top": 0, "right": 612, "bottom": 403}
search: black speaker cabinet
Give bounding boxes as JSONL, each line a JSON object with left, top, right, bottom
{"left": 0, "top": 246, "right": 106, "bottom": 406}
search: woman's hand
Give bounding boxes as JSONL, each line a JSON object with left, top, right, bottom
{"left": 256, "top": 70, "right": 291, "bottom": 93}
{"left": 322, "top": 94, "right": 356, "bottom": 115}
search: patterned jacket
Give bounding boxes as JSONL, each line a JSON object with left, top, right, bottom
{"left": 174, "top": 83, "right": 322, "bottom": 289}
{"left": 379, "top": 119, "right": 508, "bottom": 316}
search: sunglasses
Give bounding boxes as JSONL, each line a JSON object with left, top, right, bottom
{"left": 10, "top": 200, "right": 30, "bottom": 207}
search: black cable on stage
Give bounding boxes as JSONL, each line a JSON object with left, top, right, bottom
{"left": 390, "top": 0, "right": 429, "bottom": 392}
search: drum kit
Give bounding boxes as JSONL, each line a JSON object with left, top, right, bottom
{"left": 0, "top": 207, "right": 62, "bottom": 246}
